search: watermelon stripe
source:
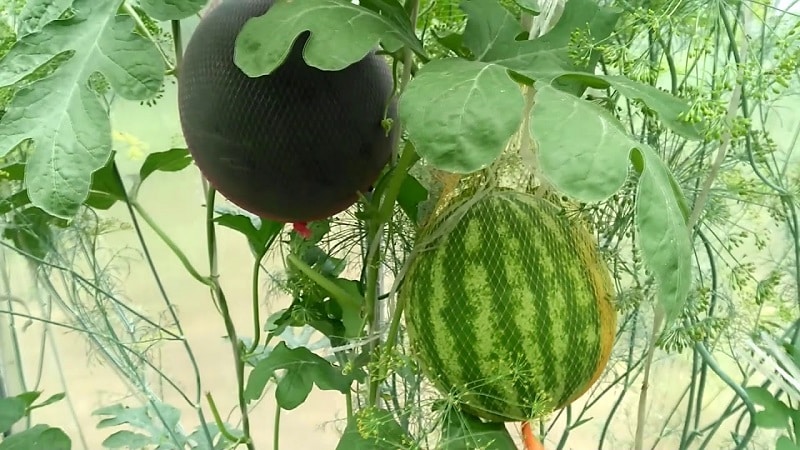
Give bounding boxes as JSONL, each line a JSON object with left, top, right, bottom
{"left": 508, "top": 196, "right": 562, "bottom": 405}
{"left": 402, "top": 189, "right": 617, "bottom": 423}
{"left": 496, "top": 201, "right": 549, "bottom": 416}
{"left": 421, "top": 240, "right": 459, "bottom": 391}
{"left": 474, "top": 200, "right": 535, "bottom": 418}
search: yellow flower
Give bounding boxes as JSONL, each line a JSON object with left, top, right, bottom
{"left": 112, "top": 130, "right": 148, "bottom": 161}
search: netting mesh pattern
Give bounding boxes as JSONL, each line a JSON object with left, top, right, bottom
{"left": 177, "top": 0, "right": 396, "bottom": 223}
{"left": 402, "top": 188, "right": 617, "bottom": 422}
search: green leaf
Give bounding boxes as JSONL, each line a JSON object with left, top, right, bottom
{"left": 0, "top": 397, "right": 27, "bottom": 434}
{"left": 467, "top": 0, "right": 622, "bottom": 80}
{"left": 188, "top": 422, "right": 228, "bottom": 450}
{"left": 331, "top": 278, "right": 365, "bottom": 339}
{"left": 138, "top": 148, "right": 193, "bottom": 183}
{"left": 399, "top": 58, "right": 524, "bottom": 173}
{"left": 632, "top": 146, "right": 693, "bottom": 324}
{"left": 776, "top": 436, "right": 800, "bottom": 450}
{"left": 0, "top": 425, "right": 71, "bottom": 450}
{"left": 754, "top": 410, "right": 791, "bottom": 430}
{"left": 0, "top": 0, "right": 165, "bottom": 218}
{"left": 139, "top": 0, "right": 206, "bottom": 21}
{"left": 336, "top": 408, "right": 413, "bottom": 449}
{"left": 93, "top": 402, "right": 186, "bottom": 448}
{"left": 557, "top": 73, "right": 704, "bottom": 140}
{"left": 84, "top": 154, "right": 125, "bottom": 210}
{"left": 234, "top": 0, "right": 425, "bottom": 76}
{"left": 397, "top": 174, "right": 428, "bottom": 224}
{"left": 214, "top": 212, "right": 284, "bottom": 257}
{"left": 513, "top": 0, "right": 540, "bottom": 14}
{"left": 1, "top": 206, "right": 63, "bottom": 261}
{"left": 101, "top": 430, "right": 153, "bottom": 449}
{"left": 745, "top": 386, "right": 782, "bottom": 407}
{"left": 460, "top": 0, "right": 523, "bottom": 61}
{"left": 16, "top": 0, "right": 73, "bottom": 36}
{"left": 358, "top": 0, "right": 419, "bottom": 42}
{"left": 31, "top": 392, "right": 66, "bottom": 410}
{"left": 745, "top": 386, "right": 792, "bottom": 431}
{"left": 531, "top": 84, "right": 692, "bottom": 326}
{"left": 438, "top": 407, "right": 517, "bottom": 449}
{"left": 531, "top": 85, "right": 629, "bottom": 201}
{"left": 397, "top": 0, "right": 622, "bottom": 174}
{"left": 14, "top": 392, "right": 43, "bottom": 408}
{"left": 244, "top": 342, "right": 354, "bottom": 409}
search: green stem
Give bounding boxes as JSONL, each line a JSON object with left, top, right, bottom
{"left": 286, "top": 253, "right": 365, "bottom": 307}
{"left": 375, "top": 142, "right": 420, "bottom": 223}
{"left": 206, "top": 392, "right": 245, "bottom": 444}
{"left": 111, "top": 162, "right": 214, "bottom": 448}
{"left": 633, "top": 308, "right": 663, "bottom": 450}
{"left": 131, "top": 201, "right": 211, "bottom": 286}
{"left": 693, "top": 342, "right": 757, "bottom": 450}
{"left": 247, "top": 235, "right": 278, "bottom": 354}
{"left": 205, "top": 188, "right": 255, "bottom": 450}
{"left": 367, "top": 267, "right": 410, "bottom": 406}
{"left": 171, "top": 20, "right": 183, "bottom": 74}
{"left": 273, "top": 402, "right": 281, "bottom": 450}
{"left": 122, "top": 3, "right": 175, "bottom": 72}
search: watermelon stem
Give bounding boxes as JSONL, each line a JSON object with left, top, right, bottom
{"left": 286, "top": 254, "right": 364, "bottom": 308}
{"left": 373, "top": 141, "right": 421, "bottom": 223}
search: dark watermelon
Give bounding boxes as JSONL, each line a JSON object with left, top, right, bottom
{"left": 178, "top": 0, "right": 398, "bottom": 223}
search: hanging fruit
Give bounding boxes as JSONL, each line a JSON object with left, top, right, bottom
{"left": 178, "top": 0, "right": 398, "bottom": 227}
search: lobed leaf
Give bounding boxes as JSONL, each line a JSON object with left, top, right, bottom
{"left": 531, "top": 84, "right": 693, "bottom": 327}
{"left": 15, "top": 0, "right": 73, "bottom": 36}
{"left": 0, "top": 425, "right": 71, "bottom": 450}
{"left": 0, "top": 0, "right": 165, "bottom": 218}
{"left": 234, "top": 0, "right": 425, "bottom": 76}
{"left": 139, "top": 0, "right": 206, "bottom": 21}
{"left": 244, "top": 342, "right": 355, "bottom": 409}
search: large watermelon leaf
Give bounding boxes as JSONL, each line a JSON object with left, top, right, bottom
{"left": 233, "top": 0, "right": 426, "bottom": 76}
{"left": 15, "top": 0, "right": 73, "bottom": 36}
{"left": 398, "top": 58, "right": 525, "bottom": 174}
{"left": 139, "top": 0, "right": 206, "bottom": 21}
{"left": 0, "top": 0, "right": 165, "bottom": 219}
{"left": 530, "top": 84, "right": 693, "bottom": 327}
{"left": 396, "top": 0, "right": 621, "bottom": 173}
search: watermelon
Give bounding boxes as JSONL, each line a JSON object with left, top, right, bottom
{"left": 401, "top": 188, "right": 617, "bottom": 422}
{"left": 178, "top": 0, "right": 397, "bottom": 224}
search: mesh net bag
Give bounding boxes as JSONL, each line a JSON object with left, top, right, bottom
{"left": 401, "top": 106, "right": 617, "bottom": 423}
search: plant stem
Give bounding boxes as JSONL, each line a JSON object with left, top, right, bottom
{"left": 286, "top": 253, "right": 364, "bottom": 307}
{"left": 122, "top": 2, "right": 175, "bottom": 72}
{"left": 634, "top": 4, "right": 752, "bottom": 448}
{"left": 633, "top": 310, "right": 662, "bottom": 450}
{"left": 131, "top": 201, "right": 211, "bottom": 286}
{"left": 205, "top": 187, "right": 255, "bottom": 450}
{"left": 111, "top": 162, "right": 214, "bottom": 448}
{"left": 171, "top": 20, "right": 183, "bottom": 73}
{"left": 207, "top": 392, "right": 244, "bottom": 444}
{"left": 273, "top": 402, "right": 281, "bottom": 450}
{"left": 362, "top": 0, "right": 421, "bottom": 411}
{"left": 247, "top": 237, "right": 278, "bottom": 354}
{"left": 376, "top": 142, "right": 421, "bottom": 223}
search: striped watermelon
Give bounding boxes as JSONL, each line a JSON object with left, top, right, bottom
{"left": 401, "top": 188, "right": 617, "bottom": 422}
